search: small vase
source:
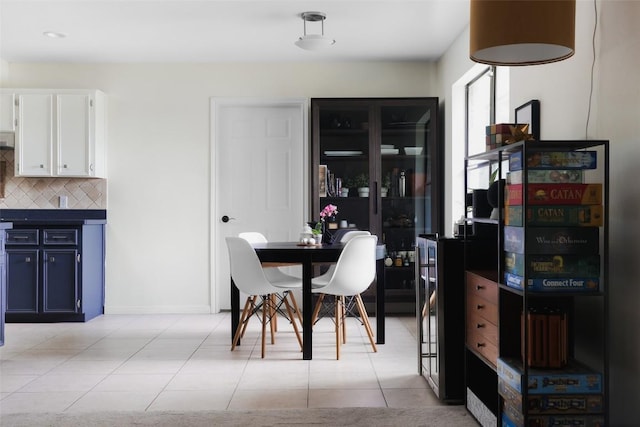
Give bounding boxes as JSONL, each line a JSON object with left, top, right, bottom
{"left": 314, "top": 234, "right": 323, "bottom": 244}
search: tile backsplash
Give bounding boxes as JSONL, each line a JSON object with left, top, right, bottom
{"left": 0, "top": 151, "right": 107, "bottom": 209}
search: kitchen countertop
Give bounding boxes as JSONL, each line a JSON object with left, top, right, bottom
{"left": 0, "top": 209, "right": 107, "bottom": 225}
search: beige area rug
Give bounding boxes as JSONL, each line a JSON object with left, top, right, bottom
{"left": 1, "top": 407, "right": 478, "bottom": 427}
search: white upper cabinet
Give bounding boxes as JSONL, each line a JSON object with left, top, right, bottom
{"left": 13, "top": 89, "right": 106, "bottom": 178}
{"left": 0, "top": 92, "right": 16, "bottom": 132}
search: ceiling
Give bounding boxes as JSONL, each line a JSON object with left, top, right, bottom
{"left": 0, "top": 0, "right": 470, "bottom": 63}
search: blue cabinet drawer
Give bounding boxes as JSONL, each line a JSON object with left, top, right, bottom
{"left": 7, "top": 229, "right": 39, "bottom": 245}
{"left": 43, "top": 229, "right": 78, "bottom": 245}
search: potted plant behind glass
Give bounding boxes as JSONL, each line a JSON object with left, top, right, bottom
{"left": 341, "top": 177, "right": 353, "bottom": 197}
{"left": 353, "top": 173, "right": 370, "bottom": 197}
{"left": 381, "top": 173, "right": 391, "bottom": 197}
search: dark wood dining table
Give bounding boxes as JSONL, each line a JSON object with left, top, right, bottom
{"left": 230, "top": 241, "right": 386, "bottom": 360}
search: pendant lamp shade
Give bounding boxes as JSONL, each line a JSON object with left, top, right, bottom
{"left": 470, "top": 0, "right": 576, "bottom": 66}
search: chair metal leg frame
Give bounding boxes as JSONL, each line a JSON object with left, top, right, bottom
{"left": 231, "top": 292, "right": 303, "bottom": 358}
{"left": 286, "top": 291, "right": 304, "bottom": 326}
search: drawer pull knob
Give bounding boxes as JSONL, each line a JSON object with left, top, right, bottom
{"left": 476, "top": 285, "right": 484, "bottom": 290}
{"left": 476, "top": 304, "right": 484, "bottom": 310}
{"left": 476, "top": 323, "right": 485, "bottom": 329}
{"left": 476, "top": 342, "right": 486, "bottom": 348}
{"left": 25, "top": 256, "right": 31, "bottom": 263}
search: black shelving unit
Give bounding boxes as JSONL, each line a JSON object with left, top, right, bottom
{"left": 463, "top": 140, "right": 609, "bottom": 426}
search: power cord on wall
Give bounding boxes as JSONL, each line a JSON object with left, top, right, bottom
{"left": 585, "top": 0, "right": 598, "bottom": 139}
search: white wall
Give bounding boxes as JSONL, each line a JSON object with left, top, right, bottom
{"left": 4, "top": 61, "right": 436, "bottom": 314}
{"left": 437, "top": 1, "right": 640, "bottom": 424}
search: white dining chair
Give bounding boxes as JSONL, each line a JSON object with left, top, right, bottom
{"left": 311, "top": 230, "right": 371, "bottom": 325}
{"left": 238, "top": 232, "right": 303, "bottom": 327}
{"left": 311, "top": 234, "right": 378, "bottom": 359}
{"left": 226, "top": 237, "right": 302, "bottom": 358}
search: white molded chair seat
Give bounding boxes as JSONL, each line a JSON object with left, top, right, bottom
{"left": 311, "top": 234, "right": 378, "bottom": 359}
{"left": 238, "top": 232, "right": 303, "bottom": 324}
{"left": 226, "top": 237, "right": 302, "bottom": 358}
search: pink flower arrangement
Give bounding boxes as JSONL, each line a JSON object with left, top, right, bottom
{"left": 314, "top": 204, "right": 338, "bottom": 235}
{"left": 320, "top": 204, "right": 338, "bottom": 219}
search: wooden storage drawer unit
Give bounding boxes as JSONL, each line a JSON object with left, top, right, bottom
{"left": 467, "top": 328, "right": 499, "bottom": 366}
{"left": 466, "top": 292, "right": 498, "bottom": 325}
{"left": 467, "top": 311, "right": 498, "bottom": 345}
{"left": 466, "top": 271, "right": 498, "bottom": 304}
{"left": 466, "top": 271, "right": 499, "bottom": 366}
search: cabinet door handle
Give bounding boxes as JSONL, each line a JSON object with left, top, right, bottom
{"left": 63, "top": 164, "right": 68, "bottom": 169}
{"left": 476, "top": 304, "right": 484, "bottom": 310}
{"left": 476, "top": 323, "right": 485, "bottom": 329}
{"left": 476, "top": 285, "right": 484, "bottom": 290}
{"left": 49, "top": 256, "right": 55, "bottom": 262}
{"left": 25, "top": 256, "right": 31, "bottom": 263}
{"left": 40, "top": 164, "right": 44, "bottom": 168}
{"left": 12, "top": 235, "right": 30, "bottom": 240}
{"left": 476, "top": 342, "right": 486, "bottom": 348}
{"left": 373, "top": 181, "right": 378, "bottom": 214}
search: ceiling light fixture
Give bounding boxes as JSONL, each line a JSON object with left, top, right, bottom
{"left": 295, "top": 11, "right": 335, "bottom": 51}
{"left": 43, "top": 31, "right": 67, "bottom": 39}
{"left": 470, "top": 0, "right": 576, "bottom": 66}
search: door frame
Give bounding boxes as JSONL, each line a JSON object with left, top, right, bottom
{"left": 209, "top": 97, "right": 309, "bottom": 313}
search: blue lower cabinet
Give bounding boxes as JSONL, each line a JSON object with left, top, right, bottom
{"left": 43, "top": 249, "right": 79, "bottom": 313}
{"left": 0, "top": 223, "right": 9, "bottom": 346}
{"left": 5, "top": 223, "right": 105, "bottom": 322}
{"left": 7, "top": 249, "right": 39, "bottom": 313}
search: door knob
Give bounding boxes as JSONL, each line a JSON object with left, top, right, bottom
{"left": 221, "top": 215, "right": 235, "bottom": 223}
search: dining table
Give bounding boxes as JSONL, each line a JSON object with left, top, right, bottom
{"left": 230, "top": 241, "right": 386, "bottom": 360}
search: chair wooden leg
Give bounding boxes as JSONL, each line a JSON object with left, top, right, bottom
{"left": 282, "top": 293, "right": 303, "bottom": 350}
{"left": 269, "top": 295, "right": 276, "bottom": 345}
{"left": 232, "top": 296, "right": 254, "bottom": 351}
{"left": 240, "top": 295, "right": 257, "bottom": 339}
{"left": 261, "top": 295, "right": 267, "bottom": 358}
{"left": 355, "top": 294, "right": 377, "bottom": 353}
{"left": 311, "top": 294, "right": 325, "bottom": 326}
{"left": 335, "top": 296, "right": 341, "bottom": 360}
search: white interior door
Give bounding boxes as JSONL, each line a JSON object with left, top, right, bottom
{"left": 211, "top": 98, "right": 307, "bottom": 312}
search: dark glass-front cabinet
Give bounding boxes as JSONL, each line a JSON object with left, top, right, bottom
{"left": 311, "top": 98, "right": 442, "bottom": 313}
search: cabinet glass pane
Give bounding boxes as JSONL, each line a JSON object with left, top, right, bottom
{"left": 317, "top": 105, "right": 370, "bottom": 231}
{"left": 380, "top": 104, "right": 434, "bottom": 255}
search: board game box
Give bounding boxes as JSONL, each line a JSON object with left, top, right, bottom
{"left": 504, "top": 272, "right": 600, "bottom": 292}
{"left": 507, "top": 169, "right": 584, "bottom": 185}
{"left": 505, "top": 205, "right": 604, "bottom": 227}
{"left": 504, "top": 253, "right": 600, "bottom": 278}
{"left": 509, "top": 151, "right": 597, "bottom": 171}
{"left": 499, "top": 379, "right": 604, "bottom": 415}
{"left": 497, "top": 357, "right": 602, "bottom": 395}
{"left": 505, "top": 184, "right": 602, "bottom": 206}
{"left": 503, "top": 226, "right": 600, "bottom": 255}
{"left": 501, "top": 410, "right": 605, "bottom": 427}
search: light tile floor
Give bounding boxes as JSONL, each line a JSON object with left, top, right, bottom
{"left": 0, "top": 313, "right": 445, "bottom": 414}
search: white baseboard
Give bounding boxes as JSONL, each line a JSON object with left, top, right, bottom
{"left": 104, "top": 305, "right": 213, "bottom": 315}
